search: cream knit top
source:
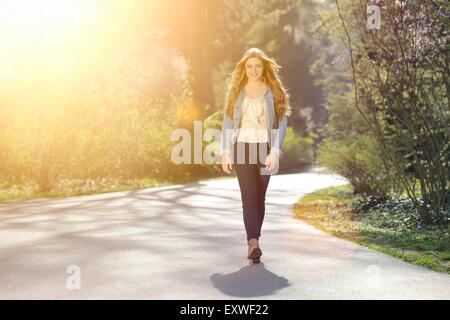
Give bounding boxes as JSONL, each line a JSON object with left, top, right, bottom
{"left": 236, "top": 95, "right": 269, "bottom": 143}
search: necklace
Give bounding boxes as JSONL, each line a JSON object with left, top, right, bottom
{"left": 244, "top": 97, "right": 265, "bottom": 123}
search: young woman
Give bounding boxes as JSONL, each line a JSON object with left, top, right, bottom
{"left": 221, "top": 47, "right": 291, "bottom": 264}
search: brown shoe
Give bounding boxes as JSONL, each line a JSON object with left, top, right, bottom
{"left": 247, "top": 238, "right": 262, "bottom": 263}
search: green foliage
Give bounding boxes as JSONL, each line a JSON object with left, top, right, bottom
{"left": 311, "top": 0, "right": 449, "bottom": 225}
{"left": 295, "top": 184, "right": 450, "bottom": 274}
{"left": 280, "top": 126, "right": 314, "bottom": 169}
{"left": 0, "top": 38, "right": 192, "bottom": 193}
{"left": 354, "top": 196, "right": 450, "bottom": 230}
{"left": 317, "top": 134, "right": 399, "bottom": 197}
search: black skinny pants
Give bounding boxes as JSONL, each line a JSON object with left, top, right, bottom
{"left": 233, "top": 141, "right": 271, "bottom": 242}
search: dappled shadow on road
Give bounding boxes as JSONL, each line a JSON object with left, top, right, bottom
{"left": 210, "top": 263, "right": 289, "bottom": 298}
{"left": 0, "top": 169, "right": 347, "bottom": 298}
{"left": 0, "top": 169, "right": 346, "bottom": 272}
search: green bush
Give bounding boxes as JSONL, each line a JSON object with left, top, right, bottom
{"left": 317, "top": 134, "right": 400, "bottom": 197}
{"left": 280, "top": 127, "right": 314, "bottom": 170}
{"left": 0, "top": 38, "right": 192, "bottom": 192}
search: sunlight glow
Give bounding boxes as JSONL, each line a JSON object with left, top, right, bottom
{"left": 0, "top": 0, "right": 100, "bottom": 79}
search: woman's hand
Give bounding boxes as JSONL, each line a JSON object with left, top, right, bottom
{"left": 264, "top": 152, "right": 279, "bottom": 171}
{"left": 222, "top": 154, "right": 233, "bottom": 174}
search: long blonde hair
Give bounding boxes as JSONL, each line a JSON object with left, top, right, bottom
{"left": 224, "top": 48, "right": 292, "bottom": 124}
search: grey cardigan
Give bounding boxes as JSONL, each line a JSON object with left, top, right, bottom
{"left": 221, "top": 88, "right": 288, "bottom": 157}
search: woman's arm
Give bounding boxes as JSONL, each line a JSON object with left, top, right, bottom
{"left": 270, "top": 114, "right": 288, "bottom": 155}
{"left": 221, "top": 110, "right": 234, "bottom": 157}
{"left": 221, "top": 110, "right": 234, "bottom": 174}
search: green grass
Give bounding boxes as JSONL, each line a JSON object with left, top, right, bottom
{"left": 293, "top": 184, "right": 450, "bottom": 275}
{"left": 0, "top": 178, "right": 170, "bottom": 203}
{"left": 0, "top": 171, "right": 235, "bottom": 204}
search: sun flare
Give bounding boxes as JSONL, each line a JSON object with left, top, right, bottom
{"left": 0, "top": 0, "right": 125, "bottom": 80}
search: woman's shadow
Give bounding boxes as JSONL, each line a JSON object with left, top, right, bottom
{"left": 210, "top": 263, "right": 290, "bottom": 298}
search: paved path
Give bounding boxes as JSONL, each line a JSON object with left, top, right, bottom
{"left": 1, "top": 166, "right": 449, "bottom": 299}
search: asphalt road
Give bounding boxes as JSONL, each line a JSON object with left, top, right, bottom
{"left": 1, "top": 166, "right": 449, "bottom": 299}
